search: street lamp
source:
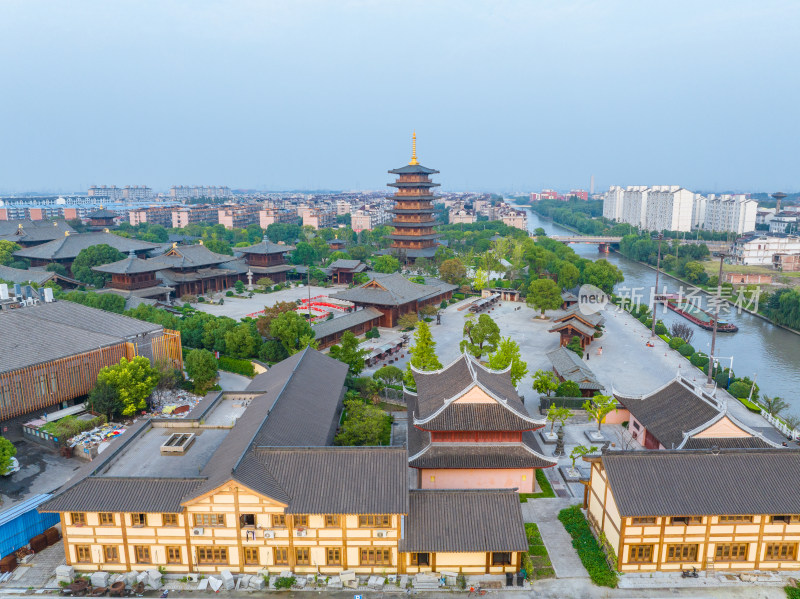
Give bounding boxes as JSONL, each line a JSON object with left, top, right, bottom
{"left": 706, "top": 251, "right": 727, "bottom": 387}
{"left": 651, "top": 233, "right": 664, "bottom": 338}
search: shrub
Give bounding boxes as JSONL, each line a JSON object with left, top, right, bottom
{"left": 690, "top": 352, "right": 709, "bottom": 368}
{"left": 655, "top": 321, "right": 668, "bottom": 335}
{"left": 274, "top": 576, "right": 295, "bottom": 590}
{"left": 668, "top": 337, "right": 685, "bottom": 350}
{"left": 555, "top": 380, "right": 581, "bottom": 397}
{"left": 197, "top": 296, "right": 206, "bottom": 303}
{"left": 558, "top": 505, "right": 618, "bottom": 587}
{"left": 365, "top": 327, "right": 380, "bottom": 339}
{"left": 728, "top": 380, "right": 753, "bottom": 399}
{"left": 225, "top": 290, "right": 234, "bottom": 297}
{"left": 41, "top": 414, "right": 107, "bottom": 442}
{"left": 217, "top": 356, "right": 255, "bottom": 377}
{"left": 440, "top": 300, "right": 448, "bottom": 309}
{"left": 677, "top": 343, "right": 694, "bottom": 357}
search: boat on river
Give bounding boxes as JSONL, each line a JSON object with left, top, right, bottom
{"left": 662, "top": 294, "right": 738, "bottom": 332}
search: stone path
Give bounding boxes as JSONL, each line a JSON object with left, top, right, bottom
{"left": 3, "top": 542, "right": 64, "bottom": 588}
{"left": 521, "top": 498, "right": 589, "bottom": 580}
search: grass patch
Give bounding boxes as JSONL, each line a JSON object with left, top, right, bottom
{"left": 523, "top": 523, "right": 556, "bottom": 581}
{"left": 520, "top": 470, "right": 556, "bottom": 502}
{"left": 217, "top": 355, "right": 255, "bottom": 377}
{"left": 558, "top": 505, "right": 618, "bottom": 588}
{"left": 738, "top": 396, "right": 763, "bottom": 413}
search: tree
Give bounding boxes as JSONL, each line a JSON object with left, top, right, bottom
{"left": 269, "top": 311, "right": 318, "bottom": 354}
{"left": 527, "top": 278, "right": 562, "bottom": 317}
{"left": 397, "top": 312, "right": 419, "bottom": 330}
{"left": 761, "top": 395, "right": 789, "bottom": 417}
{"left": 0, "top": 437, "right": 17, "bottom": 476}
{"left": 472, "top": 268, "right": 488, "bottom": 291}
{"left": 0, "top": 240, "right": 21, "bottom": 266}
{"left": 569, "top": 445, "right": 596, "bottom": 476}
{"left": 372, "top": 255, "right": 401, "bottom": 274}
{"left": 256, "top": 277, "right": 275, "bottom": 290}
{"left": 487, "top": 337, "right": 528, "bottom": 387}
{"left": 419, "top": 304, "right": 438, "bottom": 318}
{"left": 185, "top": 349, "right": 218, "bottom": 393}
{"left": 334, "top": 398, "right": 392, "bottom": 446}
{"left": 96, "top": 357, "right": 159, "bottom": 416}
{"left": 557, "top": 262, "right": 580, "bottom": 290}
{"left": 533, "top": 370, "right": 559, "bottom": 397}
{"left": 259, "top": 339, "right": 288, "bottom": 363}
{"left": 404, "top": 321, "right": 442, "bottom": 387}
{"left": 71, "top": 244, "right": 126, "bottom": 287}
{"left": 292, "top": 242, "right": 318, "bottom": 266}
{"left": 88, "top": 379, "right": 122, "bottom": 420}
{"left": 255, "top": 301, "right": 298, "bottom": 337}
{"left": 224, "top": 323, "right": 259, "bottom": 358}
{"left": 460, "top": 314, "right": 500, "bottom": 359}
{"left": 683, "top": 261, "right": 708, "bottom": 285}
{"left": 670, "top": 322, "right": 694, "bottom": 344}
{"left": 152, "top": 359, "right": 181, "bottom": 405}
{"left": 583, "top": 394, "right": 617, "bottom": 435}
{"left": 234, "top": 280, "right": 245, "bottom": 294}
{"left": 45, "top": 262, "right": 68, "bottom": 276}
{"left": 565, "top": 335, "right": 584, "bottom": 358}
{"left": 555, "top": 380, "right": 581, "bottom": 397}
{"left": 374, "top": 365, "right": 403, "bottom": 386}
{"left": 582, "top": 259, "right": 624, "bottom": 294}
{"left": 546, "top": 404, "right": 572, "bottom": 435}
{"left": 439, "top": 258, "right": 467, "bottom": 285}
{"left": 329, "top": 331, "right": 369, "bottom": 376}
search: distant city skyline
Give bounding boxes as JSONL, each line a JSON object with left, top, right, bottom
{"left": 0, "top": 1, "right": 798, "bottom": 193}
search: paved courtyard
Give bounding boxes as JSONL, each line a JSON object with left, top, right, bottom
{"left": 193, "top": 284, "right": 341, "bottom": 320}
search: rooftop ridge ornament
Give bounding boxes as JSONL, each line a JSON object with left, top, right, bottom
{"left": 409, "top": 131, "right": 419, "bottom": 165}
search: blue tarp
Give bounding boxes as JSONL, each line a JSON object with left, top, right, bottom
{"left": 0, "top": 494, "right": 59, "bottom": 557}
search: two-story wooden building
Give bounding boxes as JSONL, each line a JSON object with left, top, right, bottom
{"left": 407, "top": 354, "right": 556, "bottom": 493}
{"left": 235, "top": 237, "right": 296, "bottom": 283}
{"left": 548, "top": 306, "right": 604, "bottom": 350}
{"left": 586, "top": 448, "right": 800, "bottom": 573}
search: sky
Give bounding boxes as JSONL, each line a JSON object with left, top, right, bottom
{"left": 0, "top": 0, "right": 798, "bottom": 194}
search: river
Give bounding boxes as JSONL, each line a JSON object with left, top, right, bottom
{"left": 523, "top": 207, "right": 800, "bottom": 408}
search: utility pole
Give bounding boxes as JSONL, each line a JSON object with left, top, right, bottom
{"left": 706, "top": 251, "right": 727, "bottom": 387}
{"left": 651, "top": 233, "right": 664, "bottom": 338}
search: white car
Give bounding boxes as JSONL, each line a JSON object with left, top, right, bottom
{"left": 1, "top": 457, "right": 20, "bottom": 476}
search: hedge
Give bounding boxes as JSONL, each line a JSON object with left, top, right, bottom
{"left": 690, "top": 352, "right": 709, "bottom": 367}
{"left": 558, "top": 505, "right": 618, "bottom": 588}
{"left": 668, "top": 337, "right": 685, "bottom": 350}
{"left": 218, "top": 356, "right": 255, "bottom": 377}
{"left": 677, "top": 343, "right": 695, "bottom": 357}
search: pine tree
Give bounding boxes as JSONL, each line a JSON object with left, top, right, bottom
{"left": 404, "top": 321, "right": 442, "bottom": 387}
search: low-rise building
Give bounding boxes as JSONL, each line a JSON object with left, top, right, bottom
{"left": 500, "top": 210, "right": 527, "bottom": 231}
{"left": 730, "top": 234, "right": 800, "bottom": 266}
{"left": 546, "top": 347, "right": 603, "bottom": 398}
{"left": 172, "top": 205, "right": 219, "bottom": 228}
{"left": 311, "top": 307, "right": 383, "bottom": 349}
{"left": 449, "top": 208, "right": 476, "bottom": 225}
{"left": 129, "top": 206, "right": 173, "bottom": 227}
{"left": 236, "top": 236, "right": 296, "bottom": 283}
{"left": 303, "top": 209, "right": 336, "bottom": 230}
{"left": 548, "top": 307, "right": 603, "bottom": 350}
{"left": 218, "top": 205, "right": 261, "bottom": 229}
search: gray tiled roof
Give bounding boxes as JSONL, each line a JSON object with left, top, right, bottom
{"left": 149, "top": 244, "right": 237, "bottom": 269}
{"left": 92, "top": 254, "right": 164, "bottom": 274}
{"left": 399, "top": 489, "right": 527, "bottom": 553}
{"left": 311, "top": 308, "right": 383, "bottom": 339}
{"left": 409, "top": 433, "right": 555, "bottom": 470}
{"left": 236, "top": 238, "right": 296, "bottom": 255}
{"left": 329, "top": 259, "right": 365, "bottom": 271}
{"left": 554, "top": 306, "right": 605, "bottom": 327}
{"left": 39, "top": 478, "right": 204, "bottom": 513}
{"left": 0, "top": 219, "right": 74, "bottom": 244}
{"left": 546, "top": 347, "right": 603, "bottom": 391}
{"left": 13, "top": 232, "right": 160, "bottom": 260}
{"left": 86, "top": 208, "right": 119, "bottom": 219}
{"left": 680, "top": 436, "right": 774, "bottom": 450}
{"left": 331, "top": 273, "right": 456, "bottom": 307}
{"left": 0, "top": 265, "right": 57, "bottom": 285}
{"left": 388, "top": 164, "right": 439, "bottom": 175}
{"left": 602, "top": 448, "right": 800, "bottom": 517}
{"left": 548, "top": 318, "right": 597, "bottom": 338}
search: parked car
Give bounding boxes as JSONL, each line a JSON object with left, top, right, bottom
{"left": 1, "top": 457, "right": 20, "bottom": 476}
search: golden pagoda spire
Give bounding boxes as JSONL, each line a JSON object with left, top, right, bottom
{"left": 409, "top": 131, "right": 419, "bottom": 165}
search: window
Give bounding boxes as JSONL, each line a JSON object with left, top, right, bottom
{"left": 272, "top": 514, "right": 286, "bottom": 528}
{"left": 274, "top": 548, "right": 288, "bottom": 566}
{"left": 162, "top": 514, "right": 178, "bottom": 527}
{"left": 324, "top": 515, "right": 341, "bottom": 528}
{"left": 629, "top": 545, "right": 653, "bottom": 563}
{"left": 670, "top": 516, "right": 702, "bottom": 525}
{"left": 166, "top": 547, "right": 182, "bottom": 564}
{"left": 76, "top": 545, "right": 91, "bottom": 563}
{"left": 666, "top": 544, "right": 698, "bottom": 562}
{"left": 194, "top": 513, "right": 225, "bottom": 527}
{"left": 70, "top": 512, "right": 86, "bottom": 526}
{"left": 492, "top": 552, "right": 512, "bottom": 566}
{"left": 359, "top": 515, "right": 391, "bottom": 528}
{"left": 326, "top": 548, "right": 341, "bottom": 565}
{"left": 411, "top": 553, "right": 430, "bottom": 566}
{"left": 244, "top": 548, "right": 259, "bottom": 565}
{"left": 765, "top": 543, "right": 797, "bottom": 561}
{"left": 719, "top": 515, "right": 753, "bottom": 523}
{"left": 360, "top": 548, "right": 391, "bottom": 565}
{"left": 771, "top": 515, "right": 800, "bottom": 524}
{"left": 715, "top": 543, "right": 748, "bottom": 562}
{"left": 131, "top": 513, "right": 148, "bottom": 527}
{"left": 294, "top": 515, "right": 309, "bottom": 528}
{"left": 295, "top": 548, "right": 310, "bottom": 565}
{"left": 197, "top": 547, "right": 228, "bottom": 564}
{"left": 240, "top": 514, "right": 255, "bottom": 528}
{"left": 103, "top": 546, "right": 119, "bottom": 563}
{"left": 135, "top": 546, "right": 151, "bottom": 564}
{"left": 631, "top": 517, "right": 656, "bottom": 525}
{"left": 99, "top": 513, "right": 114, "bottom": 525}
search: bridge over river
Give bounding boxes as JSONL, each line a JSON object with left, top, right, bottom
{"left": 544, "top": 235, "right": 731, "bottom": 253}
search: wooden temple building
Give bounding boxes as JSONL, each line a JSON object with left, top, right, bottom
{"left": 546, "top": 347, "right": 604, "bottom": 398}
{"left": 406, "top": 354, "right": 556, "bottom": 493}
{"left": 235, "top": 236, "right": 296, "bottom": 283}
{"left": 329, "top": 258, "right": 366, "bottom": 284}
{"left": 387, "top": 133, "right": 441, "bottom": 262}
{"left": 331, "top": 273, "right": 456, "bottom": 328}
{"left": 0, "top": 219, "right": 75, "bottom": 248}
{"left": 85, "top": 207, "right": 119, "bottom": 230}
{"left": 548, "top": 306, "right": 604, "bottom": 349}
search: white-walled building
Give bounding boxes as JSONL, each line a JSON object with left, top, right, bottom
{"left": 769, "top": 212, "right": 798, "bottom": 234}
{"left": 620, "top": 186, "right": 649, "bottom": 230}
{"left": 756, "top": 208, "right": 776, "bottom": 227}
{"left": 644, "top": 186, "right": 695, "bottom": 232}
{"left": 730, "top": 234, "right": 800, "bottom": 266}
{"left": 602, "top": 186, "right": 624, "bottom": 221}
{"left": 691, "top": 194, "right": 707, "bottom": 229}
{"left": 703, "top": 194, "right": 758, "bottom": 235}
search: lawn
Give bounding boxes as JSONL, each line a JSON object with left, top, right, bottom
{"left": 700, "top": 260, "right": 800, "bottom": 280}
{"left": 558, "top": 505, "right": 618, "bottom": 588}
{"left": 523, "top": 523, "right": 555, "bottom": 580}
{"left": 519, "top": 469, "right": 556, "bottom": 502}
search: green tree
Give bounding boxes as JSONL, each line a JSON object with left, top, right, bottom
{"left": 532, "top": 369, "right": 559, "bottom": 397}
{"left": 439, "top": 258, "right": 467, "bottom": 285}
{"left": 292, "top": 242, "right": 318, "bottom": 266}
{"left": 557, "top": 262, "right": 580, "bottom": 290}
{"left": 581, "top": 259, "right": 624, "bottom": 294}
{"left": 184, "top": 349, "right": 218, "bottom": 393}
{"left": 583, "top": 394, "right": 617, "bottom": 435}
{"left": 224, "top": 323, "right": 259, "bottom": 358}
{"left": 683, "top": 261, "right": 708, "bottom": 285}
{"left": 555, "top": 380, "right": 581, "bottom": 397}
{"left": 256, "top": 277, "right": 275, "bottom": 290}
{"left": 487, "top": 337, "right": 528, "bottom": 387}
{"left": 761, "top": 395, "right": 789, "bottom": 417}
{"left": 71, "top": 244, "right": 125, "bottom": 287}
{"left": 88, "top": 380, "right": 122, "bottom": 420}
{"left": 472, "top": 268, "right": 488, "bottom": 291}
{"left": 527, "top": 278, "right": 562, "bottom": 317}
{"left": 397, "top": 312, "right": 419, "bottom": 330}
{"left": 460, "top": 314, "right": 500, "bottom": 359}
{"left": 569, "top": 445, "right": 596, "bottom": 475}
{"left": 329, "top": 331, "right": 369, "bottom": 376}
{"left": 96, "top": 356, "right": 159, "bottom": 416}
{"left": 45, "top": 263, "right": 68, "bottom": 276}
{"left": 372, "top": 255, "right": 401, "bottom": 273}
{"left": 334, "top": 398, "right": 392, "bottom": 446}
{"left": 565, "top": 335, "right": 584, "bottom": 358}
{"left": 0, "top": 240, "right": 21, "bottom": 265}
{"left": 259, "top": 339, "right": 289, "bottom": 363}
{"left": 234, "top": 280, "right": 245, "bottom": 294}
{"left": 546, "top": 404, "right": 572, "bottom": 435}
{"left": 0, "top": 437, "right": 17, "bottom": 475}
{"left": 404, "top": 321, "right": 442, "bottom": 387}
{"left": 374, "top": 365, "right": 404, "bottom": 386}
{"left": 269, "top": 311, "right": 318, "bottom": 355}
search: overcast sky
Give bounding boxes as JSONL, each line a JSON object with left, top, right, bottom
{"left": 0, "top": 1, "right": 797, "bottom": 194}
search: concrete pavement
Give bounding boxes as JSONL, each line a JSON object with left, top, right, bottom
{"left": 521, "top": 498, "right": 589, "bottom": 580}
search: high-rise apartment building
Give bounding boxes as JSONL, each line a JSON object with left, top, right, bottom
{"left": 602, "top": 186, "right": 624, "bottom": 221}
{"left": 172, "top": 205, "right": 220, "bottom": 228}
{"left": 302, "top": 209, "right": 337, "bottom": 230}
{"left": 217, "top": 205, "right": 260, "bottom": 229}
{"left": 259, "top": 208, "right": 300, "bottom": 228}
{"left": 128, "top": 206, "right": 173, "bottom": 227}
{"left": 170, "top": 186, "right": 232, "bottom": 200}
{"left": 606, "top": 186, "right": 697, "bottom": 232}
{"left": 703, "top": 194, "right": 758, "bottom": 235}
{"left": 88, "top": 186, "right": 125, "bottom": 201}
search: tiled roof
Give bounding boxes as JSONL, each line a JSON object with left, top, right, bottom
{"left": 329, "top": 259, "right": 365, "bottom": 271}
{"left": 0, "top": 265, "right": 57, "bottom": 285}
{"left": 399, "top": 490, "right": 527, "bottom": 553}
{"left": 614, "top": 378, "right": 724, "bottom": 449}
{"left": 39, "top": 478, "right": 203, "bottom": 513}
{"left": 421, "top": 404, "right": 540, "bottom": 432}
{"left": 388, "top": 164, "right": 439, "bottom": 175}
{"left": 680, "top": 436, "right": 775, "bottom": 450}
{"left": 149, "top": 244, "right": 237, "bottom": 269}
{"left": 0, "top": 219, "right": 74, "bottom": 244}
{"left": 86, "top": 208, "right": 118, "bottom": 219}
{"left": 409, "top": 432, "right": 556, "bottom": 470}
{"left": 546, "top": 347, "right": 603, "bottom": 391}
{"left": 311, "top": 308, "right": 383, "bottom": 339}
{"left": 331, "top": 273, "right": 456, "bottom": 307}
{"left": 548, "top": 318, "right": 597, "bottom": 338}
{"left": 13, "top": 232, "right": 160, "bottom": 261}
{"left": 236, "top": 237, "right": 296, "bottom": 255}
{"left": 92, "top": 254, "right": 164, "bottom": 274}
{"left": 554, "top": 306, "right": 605, "bottom": 327}
{"left": 602, "top": 448, "right": 800, "bottom": 517}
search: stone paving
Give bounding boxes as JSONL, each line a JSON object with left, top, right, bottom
{"left": 3, "top": 542, "right": 64, "bottom": 588}
{"left": 193, "top": 284, "right": 341, "bottom": 320}
{"left": 521, "top": 498, "right": 589, "bottom": 580}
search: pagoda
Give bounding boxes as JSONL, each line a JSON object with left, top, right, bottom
{"left": 387, "top": 133, "right": 440, "bottom": 261}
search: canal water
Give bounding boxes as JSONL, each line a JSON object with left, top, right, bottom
{"left": 523, "top": 208, "right": 800, "bottom": 408}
